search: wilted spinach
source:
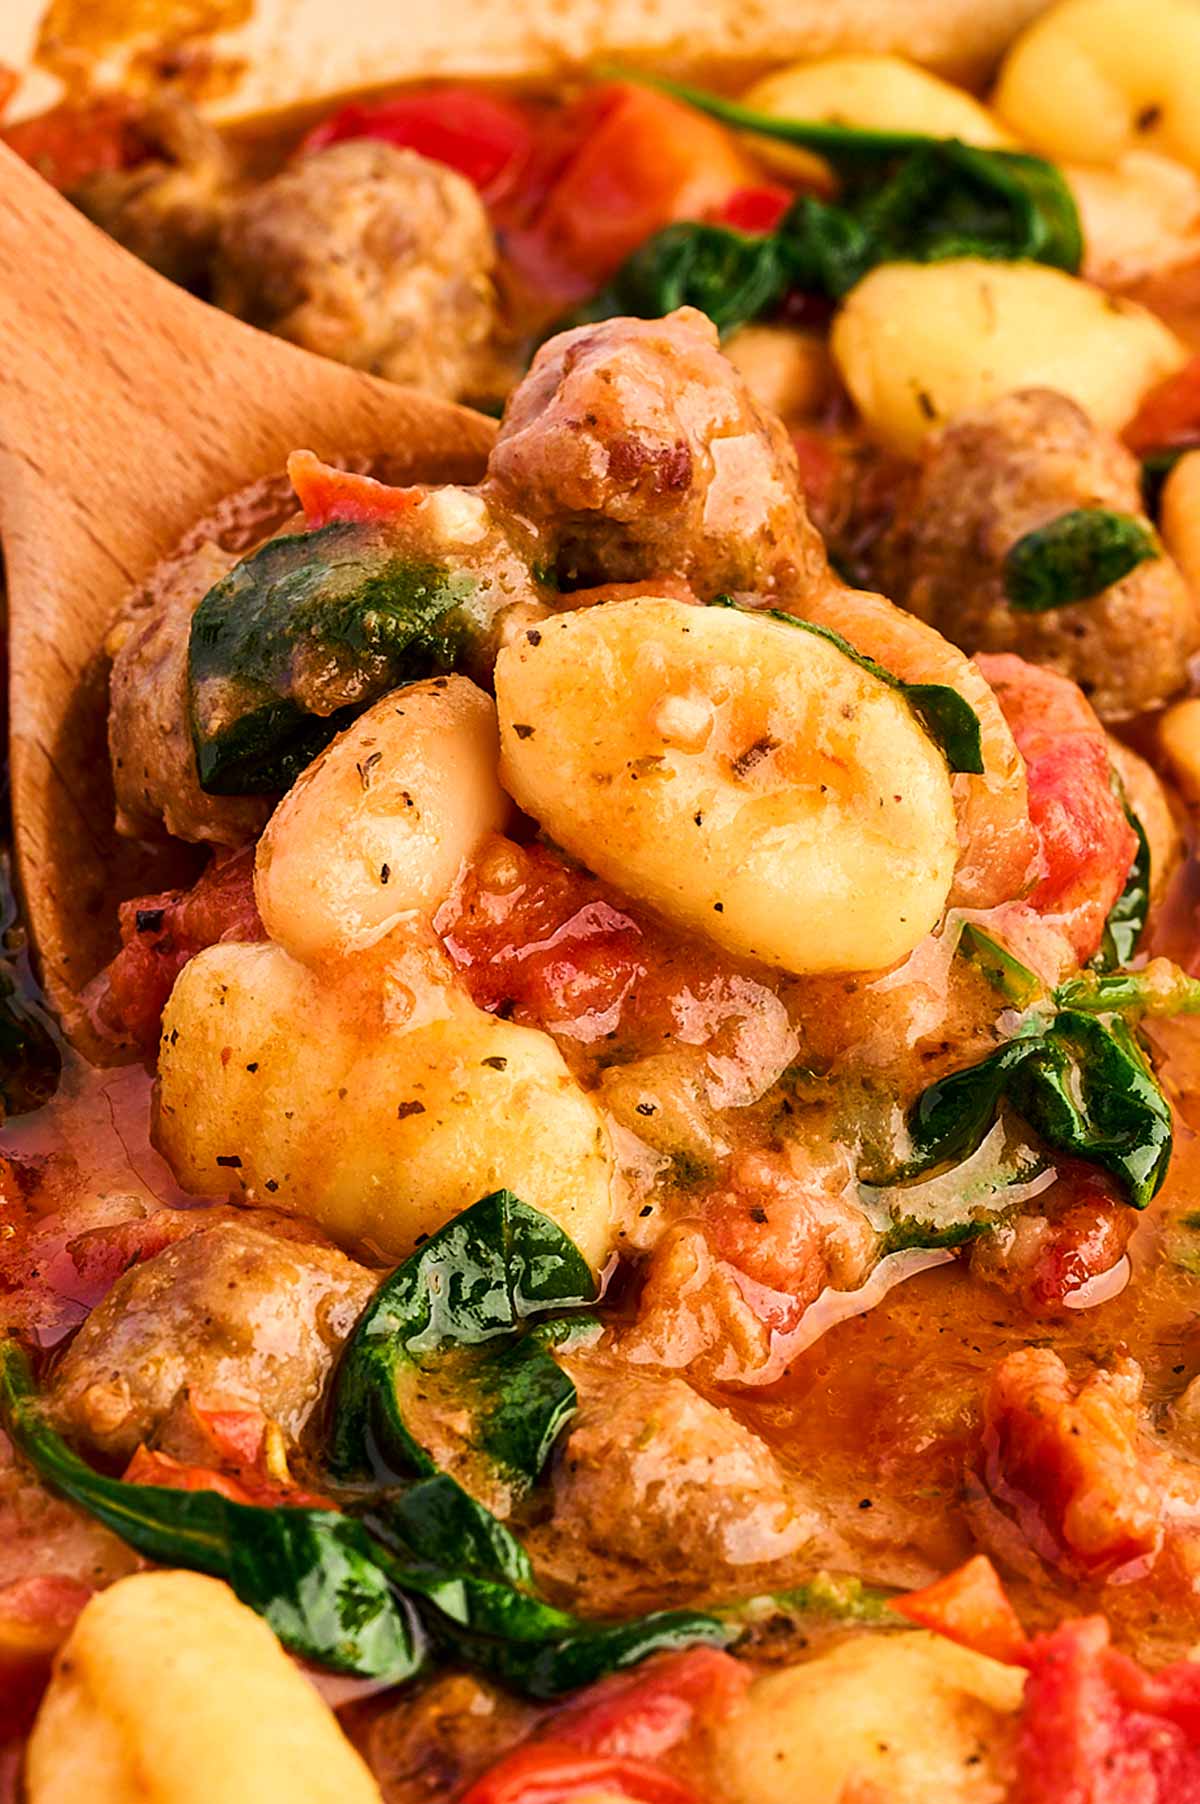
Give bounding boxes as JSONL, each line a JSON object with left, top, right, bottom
{"left": 1002, "top": 509, "right": 1160, "bottom": 612}
{"left": 329, "top": 1190, "right": 600, "bottom": 1502}
{"left": 189, "top": 523, "right": 481, "bottom": 795}
{"left": 0, "top": 1342, "right": 425, "bottom": 1681}
{"left": 883, "top": 1009, "right": 1171, "bottom": 1210}
{"left": 1091, "top": 803, "right": 1150, "bottom": 974}
{"left": 567, "top": 77, "right": 1081, "bottom": 335}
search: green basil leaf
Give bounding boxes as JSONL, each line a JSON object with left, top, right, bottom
{"left": 888, "top": 1010, "right": 1171, "bottom": 1209}
{"left": 1091, "top": 803, "right": 1151, "bottom": 975}
{"left": 329, "top": 1191, "right": 599, "bottom": 1504}
{"left": 714, "top": 601, "right": 984, "bottom": 775}
{"left": 1002, "top": 509, "right": 1160, "bottom": 612}
{"left": 189, "top": 523, "right": 479, "bottom": 795}
{"left": 0, "top": 1342, "right": 425, "bottom": 1681}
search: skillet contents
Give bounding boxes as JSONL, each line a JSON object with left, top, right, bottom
{"left": 15, "top": 4, "right": 1200, "bottom": 1799}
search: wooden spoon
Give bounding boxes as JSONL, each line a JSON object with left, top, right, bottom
{"left": 0, "top": 144, "right": 498, "bottom": 1050}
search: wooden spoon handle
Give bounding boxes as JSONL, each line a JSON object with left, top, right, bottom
{"left": 0, "top": 144, "right": 495, "bottom": 1041}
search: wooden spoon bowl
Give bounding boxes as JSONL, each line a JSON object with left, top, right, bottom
{"left": 0, "top": 144, "right": 498, "bottom": 1051}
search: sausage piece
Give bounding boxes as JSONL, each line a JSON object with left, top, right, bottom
{"left": 212, "top": 140, "right": 500, "bottom": 402}
{"left": 485, "top": 307, "right": 828, "bottom": 597}
{"left": 881, "top": 388, "right": 1198, "bottom": 721}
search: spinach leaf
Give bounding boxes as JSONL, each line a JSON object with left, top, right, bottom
{"left": 889, "top": 1009, "right": 1171, "bottom": 1209}
{"left": 367, "top": 1476, "right": 733, "bottom": 1699}
{"left": 635, "top": 75, "right": 1081, "bottom": 275}
{"left": 569, "top": 220, "right": 795, "bottom": 336}
{"left": 565, "top": 76, "right": 1081, "bottom": 335}
{"left": 719, "top": 1572, "right": 897, "bottom": 1636}
{"left": 714, "top": 600, "right": 984, "bottom": 774}
{"left": 0, "top": 1342, "right": 425, "bottom": 1681}
{"left": 862, "top": 1123, "right": 1055, "bottom": 1253}
{"left": 1002, "top": 509, "right": 1160, "bottom": 612}
{"left": 189, "top": 523, "right": 479, "bottom": 795}
{"left": 329, "top": 1191, "right": 599, "bottom": 1504}
{"left": 1055, "top": 961, "right": 1200, "bottom": 1018}
{"left": 1091, "top": 804, "right": 1151, "bottom": 974}
{"left": 957, "top": 922, "right": 1043, "bottom": 1008}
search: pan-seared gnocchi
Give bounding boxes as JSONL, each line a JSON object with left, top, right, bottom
{"left": 712, "top": 1632, "right": 1025, "bottom": 1804}
{"left": 25, "top": 1572, "right": 382, "bottom": 1804}
{"left": 255, "top": 675, "right": 509, "bottom": 963}
{"left": 154, "top": 936, "right": 617, "bottom": 1268}
{"left": 994, "top": 0, "right": 1200, "bottom": 171}
{"left": 742, "top": 54, "right": 1010, "bottom": 183}
{"left": 495, "top": 597, "right": 958, "bottom": 974}
{"left": 832, "top": 258, "right": 1186, "bottom": 453}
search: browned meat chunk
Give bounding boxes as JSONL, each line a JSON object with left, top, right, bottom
{"left": 72, "top": 99, "right": 234, "bottom": 291}
{"left": 880, "top": 389, "right": 1198, "bottom": 721}
{"left": 49, "top": 1221, "right": 375, "bottom": 1460}
{"left": 485, "top": 307, "right": 828, "bottom": 596}
{"left": 213, "top": 141, "right": 500, "bottom": 401}
{"left": 536, "top": 1352, "right": 811, "bottom": 1607}
{"left": 107, "top": 538, "right": 270, "bottom": 847}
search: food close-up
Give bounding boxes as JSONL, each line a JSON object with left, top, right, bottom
{"left": 10, "top": 0, "right": 1200, "bottom": 1798}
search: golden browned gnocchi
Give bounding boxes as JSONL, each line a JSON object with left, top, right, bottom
{"left": 255, "top": 675, "right": 509, "bottom": 963}
{"left": 740, "top": 54, "right": 1010, "bottom": 184}
{"left": 712, "top": 1632, "right": 1025, "bottom": 1804}
{"left": 154, "top": 936, "right": 617, "bottom": 1267}
{"left": 994, "top": 0, "right": 1200, "bottom": 171}
{"left": 832, "top": 258, "right": 1186, "bottom": 453}
{"left": 495, "top": 596, "right": 958, "bottom": 974}
{"left": 25, "top": 1572, "right": 383, "bottom": 1804}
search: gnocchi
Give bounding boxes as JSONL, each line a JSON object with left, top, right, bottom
{"left": 740, "top": 55, "right": 1010, "bottom": 184}
{"left": 713, "top": 1631, "right": 1025, "bottom": 1804}
{"left": 25, "top": 1572, "right": 382, "bottom": 1804}
{"left": 1160, "top": 447, "right": 1200, "bottom": 598}
{"left": 495, "top": 597, "right": 958, "bottom": 974}
{"left": 154, "top": 936, "right": 617, "bottom": 1268}
{"left": 832, "top": 258, "right": 1186, "bottom": 453}
{"left": 994, "top": 0, "right": 1200, "bottom": 171}
{"left": 255, "top": 675, "right": 509, "bottom": 964}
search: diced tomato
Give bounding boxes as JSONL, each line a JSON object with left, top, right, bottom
{"left": 716, "top": 184, "right": 792, "bottom": 234}
{"left": 976, "top": 654, "right": 1137, "bottom": 965}
{"left": 459, "top": 1741, "right": 701, "bottom": 1804}
{"left": 553, "top": 1649, "right": 749, "bottom": 1760}
{"left": 122, "top": 1444, "right": 331, "bottom": 1511}
{"left": 95, "top": 843, "right": 265, "bottom": 1055}
{"left": 287, "top": 450, "right": 420, "bottom": 529}
{"left": 184, "top": 1392, "right": 269, "bottom": 1469}
{"left": 507, "top": 83, "right": 757, "bottom": 298}
{"left": 2, "top": 95, "right": 149, "bottom": 191}
{"left": 437, "top": 836, "right": 648, "bottom": 1042}
{"left": 1124, "top": 354, "right": 1200, "bottom": 457}
{"left": 1018, "top": 1615, "right": 1200, "bottom": 1804}
{"left": 300, "top": 85, "right": 534, "bottom": 204}
{"left": 980, "top": 1347, "right": 1162, "bottom": 1582}
{"left": 892, "top": 1556, "right": 1028, "bottom": 1665}
{"left": 0, "top": 1575, "right": 93, "bottom": 1739}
